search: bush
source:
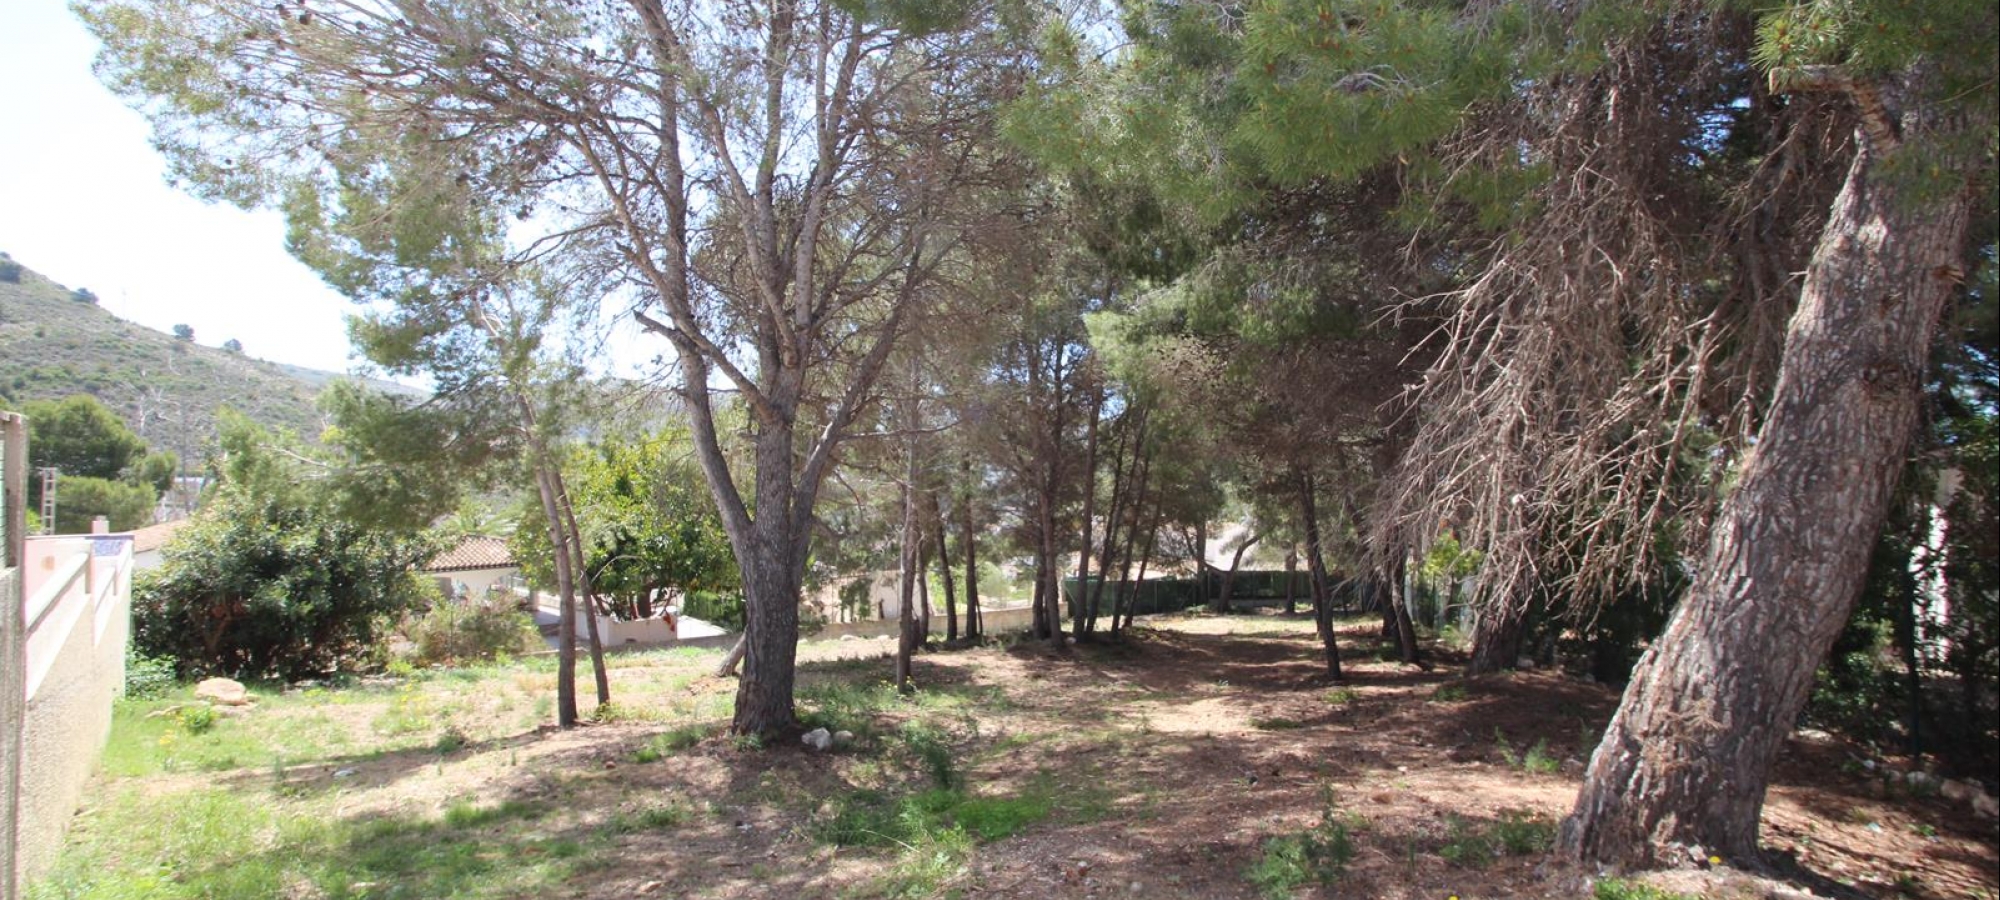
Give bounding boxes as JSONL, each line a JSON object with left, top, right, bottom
{"left": 70, "top": 287, "right": 98, "bottom": 304}
{"left": 124, "top": 651, "right": 178, "bottom": 699}
{"left": 0, "top": 258, "right": 22, "bottom": 283}
{"left": 395, "top": 588, "right": 540, "bottom": 668}
{"left": 133, "top": 494, "right": 439, "bottom": 680}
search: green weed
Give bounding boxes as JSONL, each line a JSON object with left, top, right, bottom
{"left": 1593, "top": 877, "right": 1701, "bottom": 900}
{"left": 633, "top": 724, "right": 710, "bottom": 762}
{"left": 1431, "top": 682, "right": 1470, "bottom": 702}
{"left": 1251, "top": 716, "right": 1304, "bottom": 731}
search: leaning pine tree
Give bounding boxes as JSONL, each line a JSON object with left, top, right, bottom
{"left": 1560, "top": 0, "right": 1996, "bottom": 864}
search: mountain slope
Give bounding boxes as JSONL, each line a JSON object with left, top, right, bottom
{"left": 0, "top": 254, "right": 403, "bottom": 462}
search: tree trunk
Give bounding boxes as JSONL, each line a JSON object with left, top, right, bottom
{"left": 1192, "top": 519, "right": 1208, "bottom": 613}
{"left": 530, "top": 465, "right": 580, "bottom": 727}
{"left": 1298, "top": 467, "right": 1342, "bottom": 679}
{"left": 962, "top": 477, "right": 982, "bottom": 641}
{"left": 1560, "top": 118, "right": 1973, "bottom": 867}
{"left": 715, "top": 635, "right": 747, "bottom": 677}
{"left": 1388, "top": 556, "right": 1425, "bottom": 667}
{"left": 1208, "top": 532, "right": 1256, "bottom": 616}
{"left": 729, "top": 426, "right": 809, "bottom": 737}
{"left": 1072, "top": 390, "right": 1102, "bottom": 640}
{"left": 932, "top": 492, "right": 959, "bottom": 644}
{"left": 896, "top": 455, "right": 917, "bottom": 691}
{"left": 554, "top": 475, "right": 610, "bottom": 705}
{"left": 918, "top": 543, "right": 933, "bottom": 650}
{"left": 1123, "top": 501, "right": 1164, "bottom": 633}
{"left": 1466, "top": 598, "right": 1528, "bottom": 676}
{"left": 1284, "top": 549, "right": 1298, "bottom": 615}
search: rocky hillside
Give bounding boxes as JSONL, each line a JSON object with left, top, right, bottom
{"left": 0, "top": 254, "right": 408, "bottom": 462}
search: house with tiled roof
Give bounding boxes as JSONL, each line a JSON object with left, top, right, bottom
{"left": 121, "top": 518, "right": 191, "bottom": 571}
{"left": 424, "top": 534, "right": 518, "bottom": 599}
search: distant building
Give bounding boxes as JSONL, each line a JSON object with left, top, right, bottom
{"left": 424, "top": 534, "right": 518, "bottom": 600}
{"left": 121, "top": 519, "right": 190, "bottom": 571}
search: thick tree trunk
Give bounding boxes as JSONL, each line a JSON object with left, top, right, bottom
{"left": 1560, "top": 125, "right": 1972, "bottom": 867}
{"left": 730, "top": 427, "right": 809, "bottom": 737}
{"left": 1466, "top": 598, "right": 1528, "bottom": 676}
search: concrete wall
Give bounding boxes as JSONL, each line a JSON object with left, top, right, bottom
{"left": 810, "top": 603, "right": 1039, "bottom": 641}
{"left": 11, "top": 535, "right": 131, "bottom": 887}
{"left": 2, "top": 412, "right": 27, "bottom": 900}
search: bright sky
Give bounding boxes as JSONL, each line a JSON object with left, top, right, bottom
{"left": 0, "top": 0, "right": 682, "bottom": 389}
{"left": 0, "top": 0, "right": 384, "bottom": 374}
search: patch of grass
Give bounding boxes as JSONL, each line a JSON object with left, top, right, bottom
{"left": 1430, "top": 682, "right": 1470, "bottom": 703}
{"left": 633, "top": 724, "right": 710, "bottom": 762}
{"left": 1438, "top": 815, "right": 1496, "bottom": 867}
{"left": 434, "top": 725, "right": 470, "bottom": 754}
{"left": 813, "top": 781, "right": 1058, "bottom": 851}
{"left": 1490, "top": 810, "right": 1557, "bottom": 854}
{"left": 30, "top": 786, "right": 578, "bottom": 900}
{"left": 952, "top": 790, "right": 1054, "bottom": 841}
{"left": 851, "top": 824, "right": 973, "bottom": 900}
{"left": 1438, "top": 811, "right": 1555, "bottom": 867}
{"left": 1247, "top": 816, "right": 1355, "bottom": 899}
{"left": 1322, "top": 687, "right": 1360, "bottom": 705}
{"left": 1251, "top": 716, "right": 1304, "bottom": 731}
{"left": 1495, "top": 729, "right": 1561, "bottom": 775}
{"left": 893, "top": 720, "right": 958, "bottom": 788}
{"left": 1593, "top": 877, "right": 1701, "bottom": 900}
{"left": 607, "top": 802, "right": 692, "bottom": 833}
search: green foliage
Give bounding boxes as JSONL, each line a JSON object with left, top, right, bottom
{"left": 0, "top": 257, "right": 21, "bottom": 283}
{"left": 22, "top": 393, "right": 147, "bottom": 482}
{"left": 1247, "top": 800, "right": 1355, "bottom": 898}
{"left": 1494, "top": 730, "right": 1561, "bottom": 775}
{"left": 1593, "top": 878, "right": 1700, "bottom": 900}
{"left": 511, "top": 428, "right": 738, "bottom": 621}
{"left": 50, "top": 474, "right": 155, "bottom": 532}
{"left": 894, "top": 720, "right": 959, "bottom": 789}
{"left": 69, "top": 287, "right": 98, "bottom": 304}
{"left": 171, "top": 323, "right": 194, "bottom": 341}
{"left": 393, "top": 588, "right": 540, "bottom": 668}
{"left": 1489, "top": 810, "right": 1557, "bottom": 855}
{"left": 221, "top": 338, "right": 243, "bottom": 354}
{"left": 132, "top": 413, "right": 443, "bottom": 680}
{"left": 1429, "top": 682, "right": 1469, "bottom": 703}
{"left": 123, "top": 651, "right": 178, "bottom": 699}
{"left": 632, "top": 725, "right": 710, "bottom": 762}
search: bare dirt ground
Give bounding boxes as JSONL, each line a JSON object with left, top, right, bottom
{"left": 66, "top": 613, "right": 2000, "bottom": 900}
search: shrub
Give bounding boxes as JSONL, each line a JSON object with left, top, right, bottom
{"left": 0, "top": 258, "right": 22, "bottom": 283}
{"left": 70, "top": 287, "right": 98, "bottom": 304}
{"left": 1247, "top": 816, "right": 1354, "bottom": 898}
{"left": 395, "top": 588, "right": 540, "bottom": 668}
{"left": 132, "top": 492, "right": 440, "bottom": 681}
{"left": 124, "top": 651, "right": 178, "bottom": 699}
